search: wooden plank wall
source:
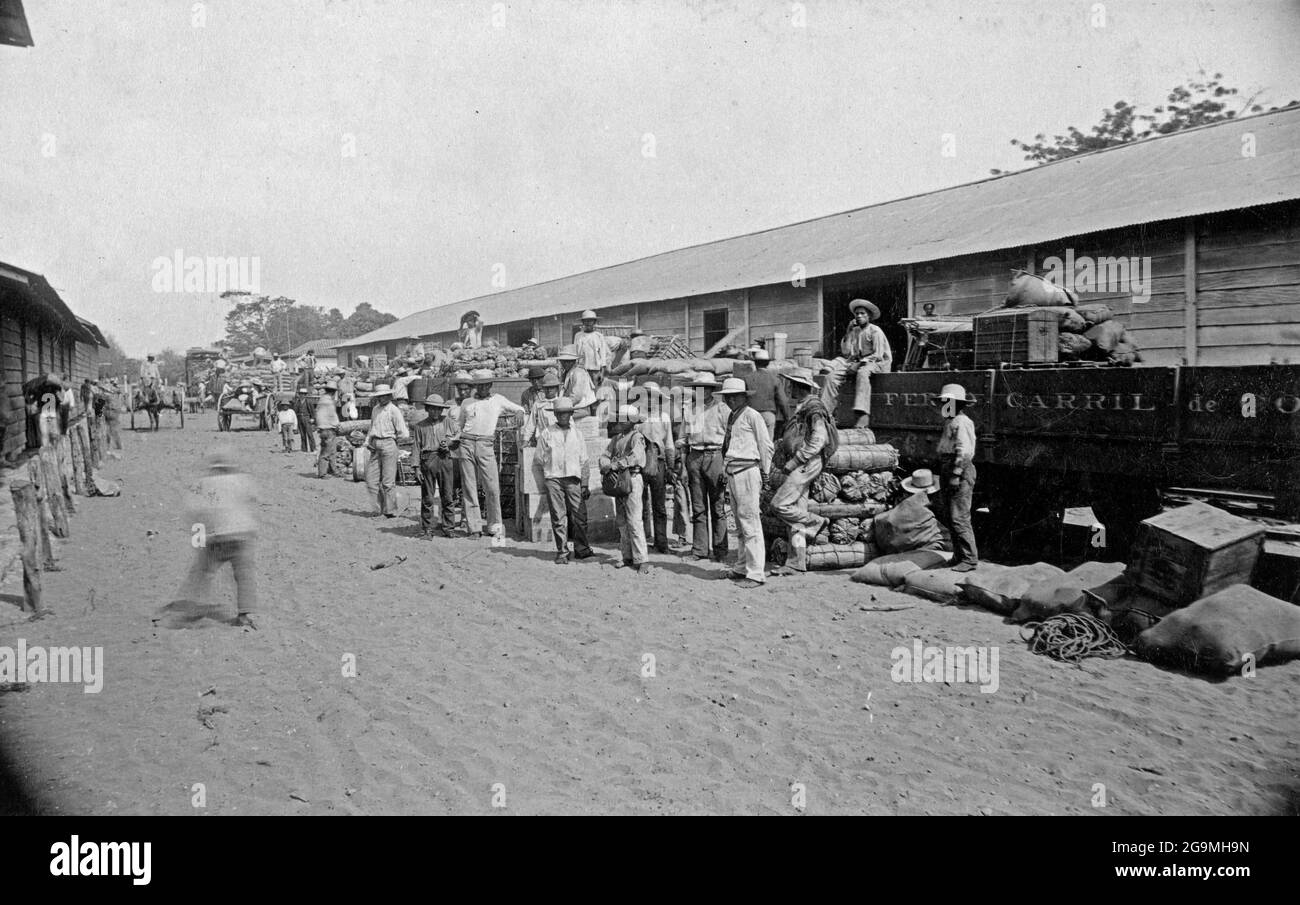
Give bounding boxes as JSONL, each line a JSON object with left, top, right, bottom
{"left": 911, "top": 248, "right": 1032, "bottom": 318}
{"left": 1, "top": 314, "right": 26, "bottom": 461}
{"left": 1194, "top": 202, "right": 1300, "bottom": 366}
{"left": 748, "top": 282, "right": 820, "bottom": 350}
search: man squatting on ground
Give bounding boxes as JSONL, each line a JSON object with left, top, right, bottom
{"left": 935, "top": 382, "right": 979, "bottom": 572}
{"left": 821, "top": 298, "right": 892, "bottom": 428}
{"left": 717, "top": 377, "right": 773, "bottom": 588}
{"left": 769, "top": 366, "right": 838, "bottom": 573}
{"left": 365, "top": 384, "right": 409, "bottom": 517}
{"left": 458, "top": 369, "right": 526, "bottom": 539}
{"left": 535, "top": 396, "right": 595, "bottom": 564}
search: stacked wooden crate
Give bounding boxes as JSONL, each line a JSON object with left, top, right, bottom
{"left": 973, "top": 308, "right": 1058, "bottom": 367}
{"left": 1129, "top": 502, "right": 1265, "bottom": 606}
{"left": 515, "top": 428, "right": 619, "bottom": 544}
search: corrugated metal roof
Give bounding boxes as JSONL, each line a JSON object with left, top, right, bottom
{"left": 284, "top": 338, "right": 340, "bottom": 358}
{"left": 339, "top": 107, "right": 1300, "bottom": 349}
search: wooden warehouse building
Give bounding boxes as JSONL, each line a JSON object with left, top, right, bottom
{"left": 338, "top": 107, "right": 1300, "bottom": 370}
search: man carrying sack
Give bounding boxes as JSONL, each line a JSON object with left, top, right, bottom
{"left": 769, "top": 367, "right": 837, "bottom": 573}
{"left": 364, "top": 384, "right": 408, "bottom": 518}
{"left": 821, "top": 298, "right": 892, "bottom": 428}
{"left": 934, "top": 383, "right": 979, "bottom": 572}
{"left": 717, "top": 377, "right": 773, "bottom": 588}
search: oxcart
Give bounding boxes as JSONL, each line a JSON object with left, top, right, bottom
{"left": 216, "top": 388, "right": 273, "bottom": 431}
{"left": 129, "top": 383, "right": 185, "bottom": 430}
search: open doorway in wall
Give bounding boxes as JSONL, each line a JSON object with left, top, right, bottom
{"left": 821, "top": 270, "right": 908, "bottom": 362}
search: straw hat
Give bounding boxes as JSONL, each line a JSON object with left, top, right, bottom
{"left": 556, "top": 345, "right": 579, "bottom": 361}
{"left": 539, "top": 372, "right": 562, "bottom": 388}
{"left": 423, "top": 394, "right": 450, "bottom": 408}
{"left": 902, "top": 468, "right": 940, "bottom": 495}
{"left": 715, "top": 377, "right": 750, "bottom": 396}
{"left": 750, "top": 348, "right": 770, "bottom": 362}
{"left": 687, "top": 373, "right": 719, "bottom": 389}
{"left": 553, "top": 397, "right": 575, "bottom": 414}
{"left": 849, "top": 298, "right": 880, "bottom": 319}
{"left": 780, "top": 367, "right": 818, "bottom": 391}
{"left": 580, "top": 309, "right": 598, "bottom": 321}
{"left": 469, "top": 368, "right": 496, "bottom": 384}
{"left": 935, "top": 383, "right": 975, "bottom": 405}
{"left": 371, "top": 383, "right": 393, "bottom": 397}
{"left": 452, "top": 370, "right": 474, "bottom": 384}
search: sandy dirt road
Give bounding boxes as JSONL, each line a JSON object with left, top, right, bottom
{"left": 1, "top": 412, "right": 1296, "bottom": 815}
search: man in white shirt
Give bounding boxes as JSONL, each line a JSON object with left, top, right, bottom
{"left": 522, "top": 372, "right": 562, "bottom": 446}
{"left": 535, "top": 397, "right": 594, "bottom": 564}
{"left": 457, "top": 369, "right": 526, "bottom": 539}
{"left": 270, "top": 353, "right": 287, "bottom": 374}
{"left": 139, "top": 355, "right": 161, "bottom": 391}
{"left": 364, "top": 384, "right": 410, "bottom": 517}
{"left": 717, "top": 377, "right": 773, "bottom": 587}
{"left": 557, "top": 345, "right": 596, "bottom": 416}
{"left": 574, "top": 309, "right": 610, "bottom": 386}
{"left": 821, "top": 298, "right": 893, "bottom": 428}
{"left": 934, "top": 382, "right": 979, "bottom": 571}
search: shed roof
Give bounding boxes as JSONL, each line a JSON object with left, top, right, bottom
{"left": 339, "top": 106, "right": 1300, "bottom": 349}
{"left": 0, "top": 261, "right": 102, "bottom": 345}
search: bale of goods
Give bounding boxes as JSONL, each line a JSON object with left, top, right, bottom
{"left": 1133, "top": 584, "right": 1300, "bottom": 675}
{"left": 828, "top": 517, "right": 861, "bottom": 545}
{"left": 851, "top": 550, "right": 949, "bottom": 587}
{"left": 1005, "top": 270, "right": 1076, "bottom": 308}
{"left": 1083, "top": 319, "right": 1126, "bottom": 354}
{"left": 838, "top": 472, "right": 866, "bottom": 502}
{"left": 903, "top": 566, "right": 965, "bottom": 603}
{"left": 1012, "top": 561, "right": 1128, "bottom": 623}
{"left": 1076, "top": 303, "right": 1113, "bottom": 327}
{"left": 351, "top": 444, "right": 371, "bottom": 481}
{"left": 1039, "top": 306, "right": 1088, "bottom": 334}
{"left": 806, "top": 542, "right": 872, "bottom": 571}
{"left": 956, "top": 564, "right": 1023, "bottom": 614}
{"left": 1108, "top": 339, "right": 1142, "bottom": 366}
{"left": 1057, "top": 332, "right": 1093, "bottom": 358}
{"left": 1127, "top": 502, "right": 1264, "bottom": 606}
{"left": 811, "top": 472, "right": 841, "bottom": 503}
{"left": 336, "top": 419, "right": 371, "bottom": 434}
{"left": 329, "top": 441, "right": 353, "bottom": 476}
{"left": 825, "top": 444, "right": 898, "bottom": 474}
{"left": 836, "top": 428, "right": 877, "bottom": 447}
{"left": 807, "top": 499, "right": 886, "bottom": 520}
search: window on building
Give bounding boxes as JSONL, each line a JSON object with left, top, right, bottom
{"left": 506, "top": 325, "right": 534, "bottom": 348}
{"left": 703, "top": 308, "right": 729, "bottom": 353}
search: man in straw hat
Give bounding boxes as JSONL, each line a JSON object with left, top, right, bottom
{"left": 363, "top": 383, "right": 409, "bottom": 518}
{"left": 535, "top": 397, "right": 594, "bottom": 564}
{"left": 822, "top": 298, "right": 893, "bottom": 429}
{"left": 314, "top": 380, "right": 342, "bottom": 477}
{"left": 457, "top": 369, "right": 526, "bottom": 539}
{"left": 743, "top": 347, "right": 784, "bottom": 439}
{"left": 681, "top": 373, "right": 730, "bottom": 561}
{"left": 627, "top": 326, "right": 652, "bottom": 360}
{"left": 557, "top": 344, "right": 597, "bottom": 415}
{"left": 716, "top": 377, "right": 773, "bottom": 587}
{"left": 769, "top": 366, "right": 838, "bottom": 573}
{"left": 413, "top": 393, "right": 460, "bottom": 538}
{"left": 574, "top": 309, "right": 610, "bottom": 386}
{"left": 934, "top": 383, "right": 979, "bottom": 571}
{"left": 636, "top": 380, "right": 675, "bottom": 554}
{"left": 522, "top": 371, "right": 563, "bottom": 446}
{"left": 599, "top": 404, "right": 650, "bottom": 572}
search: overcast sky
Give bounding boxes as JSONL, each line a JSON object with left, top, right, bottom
{"left": 3, "top": 0, "right": 1298, "bottom": 355}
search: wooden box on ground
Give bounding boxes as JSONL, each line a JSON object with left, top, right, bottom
{"left": 1129, "top": 502, "right": 1265, "bottom": 606}
{"left": 514, "top": 450, "right": 619, "bottom": 543}
{"left": 973, "top": 308, "right": 1058, "bottom": 368}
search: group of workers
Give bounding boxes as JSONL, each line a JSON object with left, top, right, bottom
{"left": 323, "top": 299, "right": 978, "bottom": 584}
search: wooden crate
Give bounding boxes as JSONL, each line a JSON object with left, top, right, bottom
{"left": 1129, "top": 502, "right": 1265, "bottom": 605}
{"left": 973, "top": 308, "right": 1058, "bottom": 368}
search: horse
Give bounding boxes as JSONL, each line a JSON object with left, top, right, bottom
{"left": 133, "top": 386, "right": 163, "bottom": 431}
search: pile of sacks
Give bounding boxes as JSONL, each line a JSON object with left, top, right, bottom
{"left": 1002, "top": 271, "right": 1142, "bottom": 366}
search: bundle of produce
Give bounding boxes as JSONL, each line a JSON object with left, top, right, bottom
{"left": 858, "top": 470, "right": 900, "bottom": 502}
{"left": 1004, "top": 270, "right": 1077, "bottom": 307}
{"left": 806, "top": 542, "right": 873, "bottom": 571}
{"left": 828, "top": 517, "right": 861, "bottom": 545}
{"left": 347, "top": 429, "right": 368, "bottom": 447}
{"left": 1076, "top": 304, "right": 1113, "bottom": 327}
{"left": 1038, "top": 306, "right": 1087, "bottom": 333}
{"left": 824, "top": 443, "right": 898, "bottom": 474}
{"left": 335, "top": 419, "right": 371, "bottom": 434}
{"left": 836, "top": 427, "right": 876, "bottom": 446}
{"left": 807, "top": 499, "right": 885, "bottom": 519}
{"left": 838, "top": 471, "right": 867, "bottom": 502}
{"left": 329, "top": 442, "right": 353, "bottom": 475}
{"left": 811, "top": 472, "right": 841, "bottom": 503}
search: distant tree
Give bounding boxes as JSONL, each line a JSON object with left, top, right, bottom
{"left": 221, "top": 292, "right": 295, "bottom": 354}
{"left": 991, "top": 74, "right": 1298, "bottom": 174}
{"left": 341, "top": 302, "right": 398, "bottom": 339}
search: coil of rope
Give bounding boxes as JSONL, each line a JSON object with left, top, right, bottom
{"left": 1020, "top": 612, "right": 1129, "bottom": 663}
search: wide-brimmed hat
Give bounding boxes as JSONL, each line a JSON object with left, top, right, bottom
{"left": 687, "top": 373, "right": 719, "bottom": 389}
{"left": 935, "top": 383, "right": 975, "bottom": 405}
{"left": 580, "top": 309, "right": 598, "bottom": 321}
{"left": 750, "top": 347, "right": 770, "bottom": 362}
{"left": 902, "top": 468, "right": 941, "bottom": 495}
{"left": 521, "top": 337, "right": 539, "bottom": 347}
{"left": 450, "top": 370, "right": 473, "bottom": 385}
{"left": 715, "top": 377, "right": 750, "bottom": 396}
{"left": 423, "top": 393, "right": 450, "bottom": 408}
{"left": 780, "top": 367, "right": 818, "bottom": 391}
{"left": 849, "top": 298, "right": 881, "bottom": 319}
{"left": 469, "top": 368, "right": 496, "bottom": 384}
{"left": 552, "top": 396, "right": 575, "bottom": 414}
{"left": 629, "top": 327, "right": 645, "bottom": 337}
{"left": 556, "top": 345, "right": 578, "bottom": 361}
{"left": 323, "top": 380, "right": 339, "bottom": 391}
{"left": 408, "top": 334, "right": 422, "bottom": 341}
{"left": 371, "top": 383, "right": 393, "bottom": 397}
{"left": 526, "top": 365, "right": 548, "bottom": 380}
{"left": 539, "top": 372, "right": 562, "bottom": 388}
